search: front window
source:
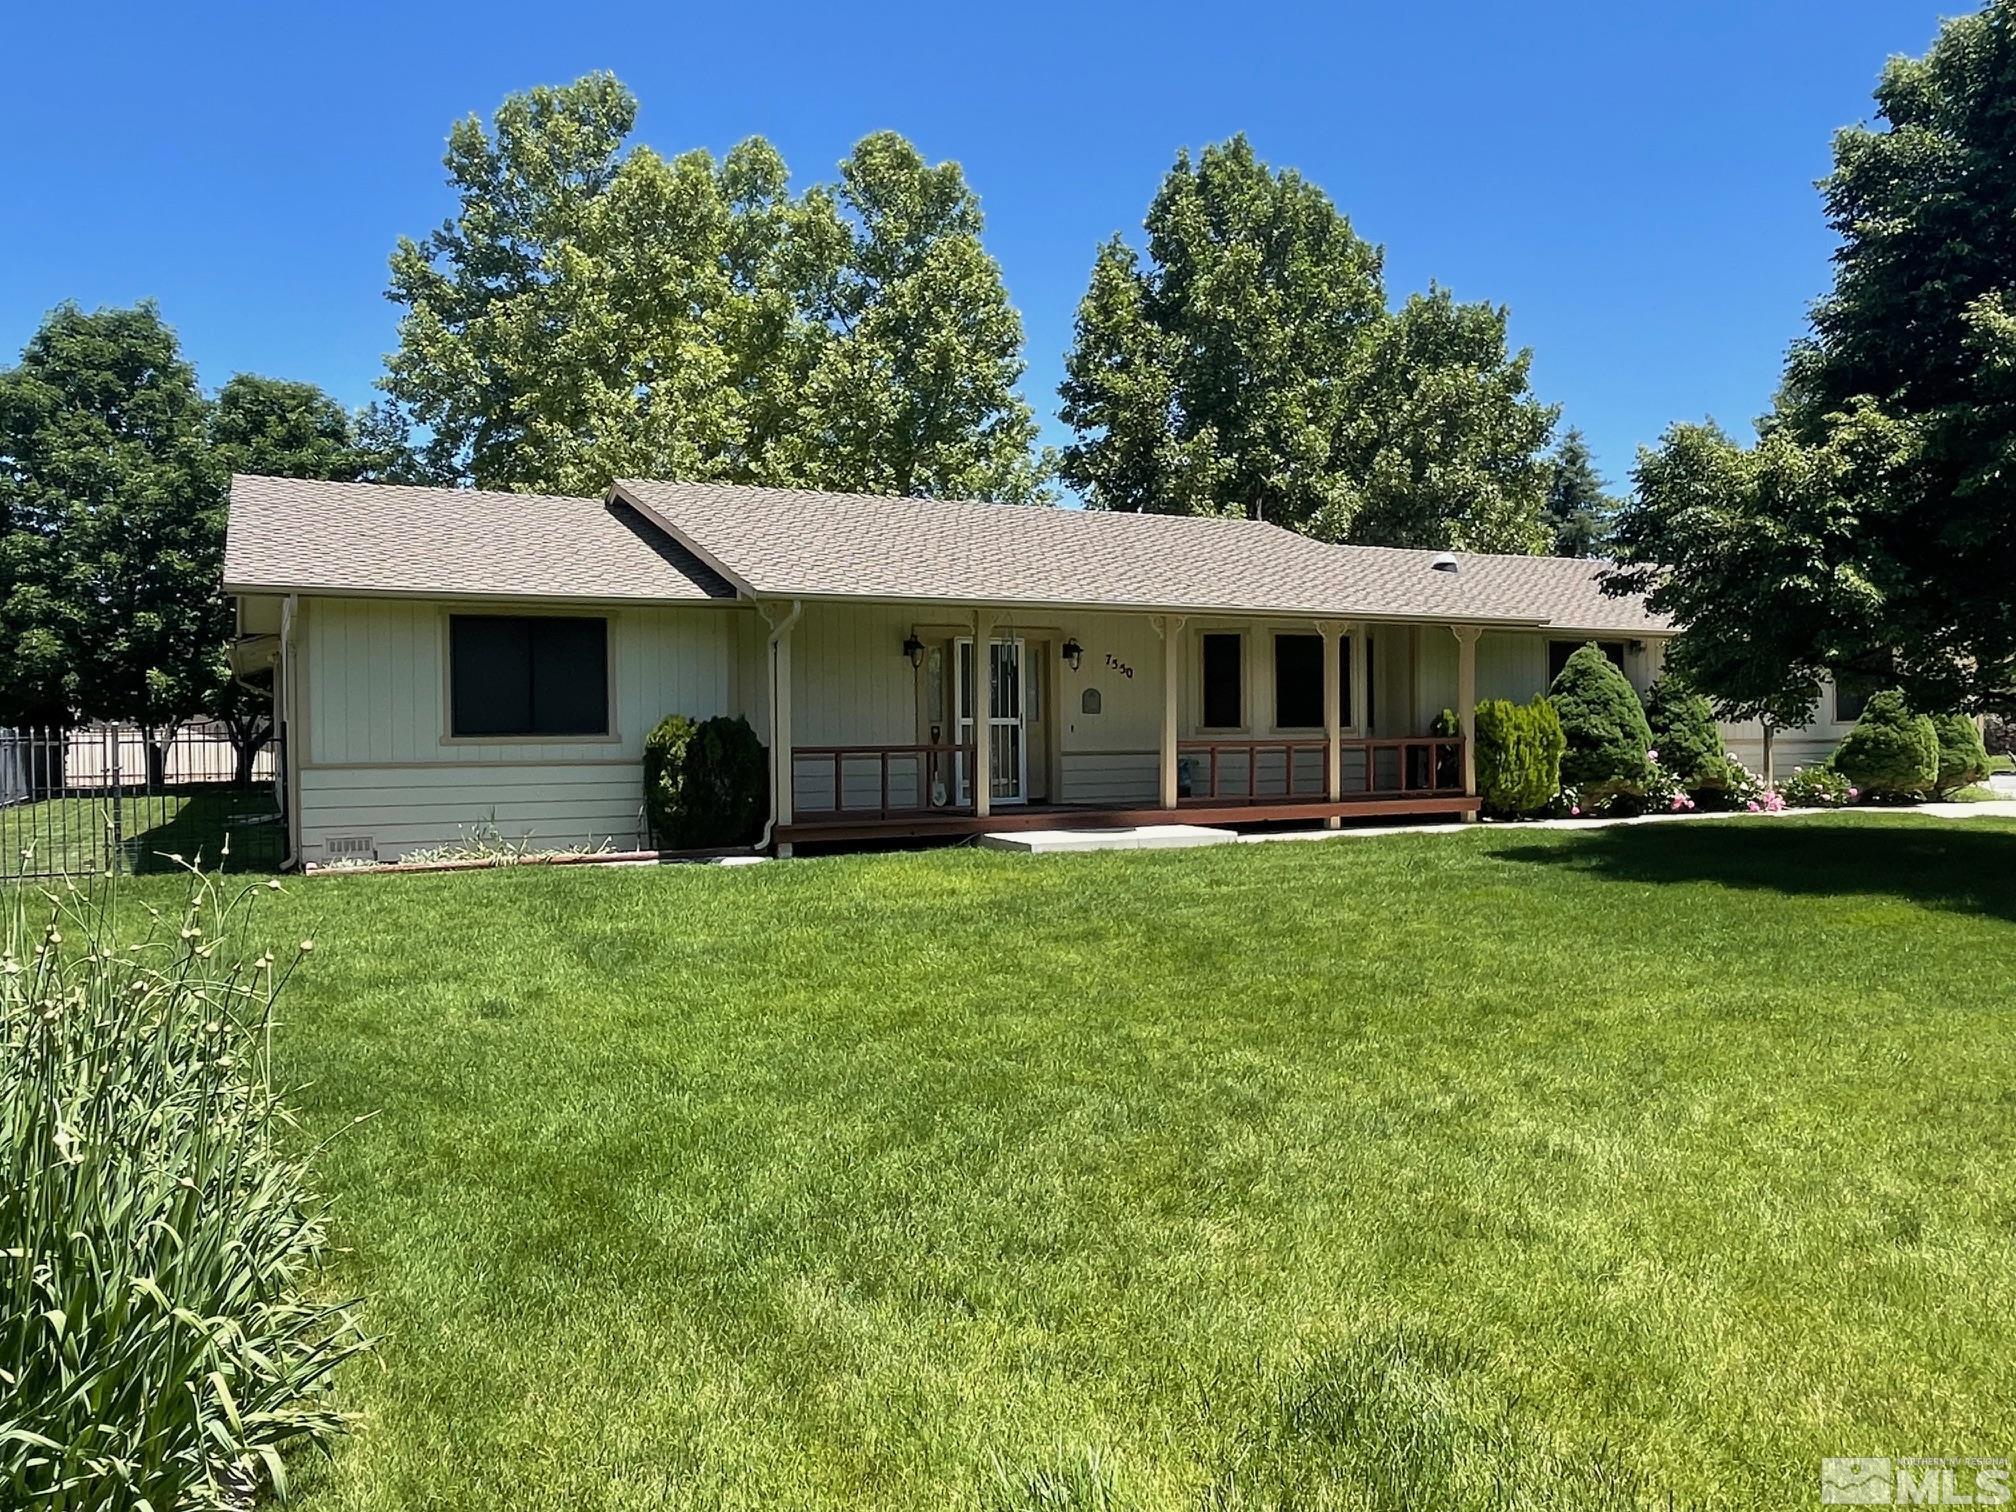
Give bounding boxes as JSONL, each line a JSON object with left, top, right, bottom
{"left": 1549, "top": 639, "right": 1626, "bottom": 683}
{"left": 1202, "top": 633, "right": 1244, "bottom": 728}
{"left": 1273, "top": 634, "right": 1324, "bottom": 729}
{"left": 449, "top": 615, "right": 610, "bottom": 738}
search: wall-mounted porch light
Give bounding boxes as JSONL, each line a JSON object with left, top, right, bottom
{"left": 902, "top": 634, "right": 926, "bottom": 670}
{"left": 1062, "top": 638, "right": 1084, "bottom": 672}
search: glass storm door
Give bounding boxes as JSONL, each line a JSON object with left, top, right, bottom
{"left": 955, "top": 637, "right": 1027, "bottom": 805}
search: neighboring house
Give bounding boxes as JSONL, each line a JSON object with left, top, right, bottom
{"left": 226, "top": 475, "right": 1700, "bottom": 864}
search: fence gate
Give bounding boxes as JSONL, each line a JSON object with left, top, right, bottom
{"left": 0, "top": 723, "right": 285, "bottom": 881}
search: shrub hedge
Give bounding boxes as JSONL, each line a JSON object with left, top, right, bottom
{"left": 1830, "top": 690, "right": 1938, "bottom": 799}
{"left": 1930, "top": 712, "right": 1990, "bottom": 796}
{"left": 1641, "top": 678, "right": 1729, "bottom": 795}
{"left": 1473, "top": 697, "right": 1567, "bottom": 817}
{"left": 1549, "top": 645, "right": 1654, "bottom": 803}
{"left": 644, "top": 713, "right": 768, "bottom": 849}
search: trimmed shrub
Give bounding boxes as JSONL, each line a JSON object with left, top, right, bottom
{"left": 1640, "top": 678, "right": 1729, "bottom": 796}
{"left": 1780, "top": 766, "right": 1856, "bottom": 808}
{"left": 1830, "top": 690, "right": 1938, "bottom": 800}
{"left": 1549, "top": 644, "right": 1654, "bottom": 804}
{"left": 1930, "top": 712, "right": 1990, "bottom": 796}
{"left": 644, "top": 713, "right": 768, "bottom": 848}
{"left": 1473, "top": 697, "right": 1566, "bottom": 817}
{"left": 3, "top": 870, "right": 368, "bottom": 1508}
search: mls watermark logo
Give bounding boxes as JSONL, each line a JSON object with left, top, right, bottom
{"left": 1821, "top": 1457, "right": 2011, "bottom": 1505}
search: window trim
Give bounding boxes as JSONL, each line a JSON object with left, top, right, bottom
{"left": 440, "top": 608, "right": 621, "bottom": 746}
{"left": 1548, "top": 638, "right": 1627, "bottom": 684}
{"left": 1198, "top": 630, "right": 1247, "bottom": 732}
{"left": 1832, "top": 676, "right": 1880, "bottom": 726}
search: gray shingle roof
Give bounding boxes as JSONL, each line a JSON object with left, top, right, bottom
{"left": 223, "top": 476, "right": 733, "bottom": 601}
{"left": 613, "top": 480, "right": 1669, "bottom": 633}
{"left": 224, "top": 473, "right": 1667, "bottom": 634}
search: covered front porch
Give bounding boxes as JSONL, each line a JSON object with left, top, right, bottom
{"left": 762, "top": 604, "right": 1488, "bottom": 851}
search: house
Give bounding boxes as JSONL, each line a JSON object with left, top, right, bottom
{"left": 223, "top": 473, "right": 1795, "bottom": 865}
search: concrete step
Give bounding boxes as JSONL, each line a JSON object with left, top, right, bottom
{"left": 976, "top": 824, "right": 1240, "bottom": 854}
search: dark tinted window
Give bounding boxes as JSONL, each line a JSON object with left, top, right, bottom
{"left": 450, "top": 616, "right": 609, "bottom": 737}
{"left": 1202, "top": 633, "right": 1243, "bottom": 728}
{"left": 1548, "top": 639, "right": 1626, "bottom": 684}
{"left": 1274, "top": 634, "right": 1324, "bottom": 728}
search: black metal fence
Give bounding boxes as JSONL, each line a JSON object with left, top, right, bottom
{"left": 0, "top": 724, "right": 285, "bottom": 880}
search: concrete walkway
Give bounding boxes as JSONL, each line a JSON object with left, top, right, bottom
{"left": 974, "top": 798, "right": 2016, "bottom": 856}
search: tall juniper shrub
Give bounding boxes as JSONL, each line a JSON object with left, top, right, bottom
{"left": 1831, "top": 690, "right": 1938, "bottom": 801}
{"left": 1472, "top": 698, "right": 1566, "bottom": 817}
{"left": 1640, "top": 678, "right": 1729, "bottom": 800}
{"left": 2, "top": 866, "right": 368, "bottom": 1509}
{"left": 1930, "top": 712, "right": 1990, "bottom": 797}
{"left": 1548, "top": 645, "right": 1653, "bottom": 807}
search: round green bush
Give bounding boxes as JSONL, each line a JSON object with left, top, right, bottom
{"left": 1473, "top": 696, "right": 1566, "bottom": 817}
{"left": 1640, "top": 677, "right": 1729, "bottom": 795}
{"left": 644, "top": 713, "right": 768, "bottom": 848}
{"left": 1830, "top": 690, "right": 1938, "bottom": 800}
{"left": 1930, "top": 712, "right": 1990, "bottom": 796}
{"left": 1548, "top": 644, "right": 1653, "bottom": 803}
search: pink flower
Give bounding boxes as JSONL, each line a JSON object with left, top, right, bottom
{"left": 1848, "top": 787, "right": 1860, "bottom": 798}
{"left": 1746, "top": 800, "right": 1760, "bottom": 813}
{"left": 1647, "top": 749, "right": 1660, "bottom": 762}
{"left": 1570, "top": 806, "right": 1581, "bottom": 816}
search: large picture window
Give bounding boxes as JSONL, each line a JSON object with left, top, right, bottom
{"left": 449, "top": 615, "right": 610, "bottom": 738}
{"left": 1202, "top": 633, "right": 1244, "bottom": 729}
{"left": 1273, "top": 634, "right": 1324, "bottom": 729}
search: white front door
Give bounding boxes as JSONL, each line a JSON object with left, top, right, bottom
{"left": 955, "top": 637, "right": 1027, "bottom": 804}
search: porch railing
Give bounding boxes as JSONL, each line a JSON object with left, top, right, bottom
{"left": 789, "top": 744, "right": 974, "bottom": 821}
{"left": 1178, "top": 736, "right": 1466, "bottom": 804}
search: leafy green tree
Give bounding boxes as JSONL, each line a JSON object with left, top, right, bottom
{"left": 1541, "top": 428, "right": 1618, "bottom": 558}
{"left": 0, "top": 303, "right": 224, "bottom": 780}
{"left": 382, "top": 75, "right": 1047, "bottom": 501}
{"left": 210, "top": 374, "right": 374, "bottom": 482}
{"left": 783, "top": 133, "right": 1051, "bottom": 502}
{"left": 1619, "top": 5, "right": 2016, "bottom": 714}
{"left": 1341, "top": 288, "right": 1555, "bottom": 552}
{"left": 1058, "top": 136, "right": 1554, "bottom": 549}
{"left": 1607, "top": 421, "right": 1887, "bottom": 784}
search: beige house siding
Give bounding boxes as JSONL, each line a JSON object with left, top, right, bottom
{"left": 294, "top": 596, "right": 745, "bottom": 862}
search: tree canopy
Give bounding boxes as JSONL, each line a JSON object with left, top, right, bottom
{"left": 380, "top": 75, "right": 1049, "bottom": 501}
{"left": 0, "top": 303, "right": 380, "bottom": 742}
{"left": 1614, "top": 1, "right": 2016, "bottom": 713}
{"left": 1057, "top": 135, "right": 1556, "bottom": 550}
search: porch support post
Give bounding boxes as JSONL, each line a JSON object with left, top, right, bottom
{"left": 1157, "top": 614, "right": 1185, "bottom": 810}
{"left": 972, "top": 606, "right": 993, "bottom": 821}
{"left": 1450, "top": 624, "right": 1480, "bottom": 819}
{"left": 1321, "top": 620, "right": 1344, "bottom": 829}
{"left": 1349, "top": 624, "right": 1370, "bottom": 734}
{"left": 763, "top": 599, "right": 803, "bottom": 857}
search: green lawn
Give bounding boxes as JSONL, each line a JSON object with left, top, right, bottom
{"left": 135, "top": 814, "right": 2016, "bottom": 1509}
{"left": 1, "top": 787, "right": 284, "bottom": 876}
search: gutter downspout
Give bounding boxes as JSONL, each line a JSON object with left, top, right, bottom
{"left": 278, "top": 594, "right": 301, "bottom": 871}
{"left": 753, "top": 599, "right": 803, "bottom": 855}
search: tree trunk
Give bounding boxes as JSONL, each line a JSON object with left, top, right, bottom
{"left": 1762, "top": 723, "right": 1776, "bottom": 789}
{"left": 142, "top": 726, "right": 172, "bottom": 791}
{"left": 230, "top": 727, "right": 270, "bottom": 788}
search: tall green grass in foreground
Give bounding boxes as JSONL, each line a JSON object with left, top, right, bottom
{"left": 1, "top": 870, "right": 367, "bottom": 1509}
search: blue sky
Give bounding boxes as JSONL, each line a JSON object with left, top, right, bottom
{"left": 0, "top": 0, "right": 1958, "bottom": 495}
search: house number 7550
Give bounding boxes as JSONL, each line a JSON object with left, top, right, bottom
{"left": 1105, "top": 653, "right": 1135, "bottom": 679}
